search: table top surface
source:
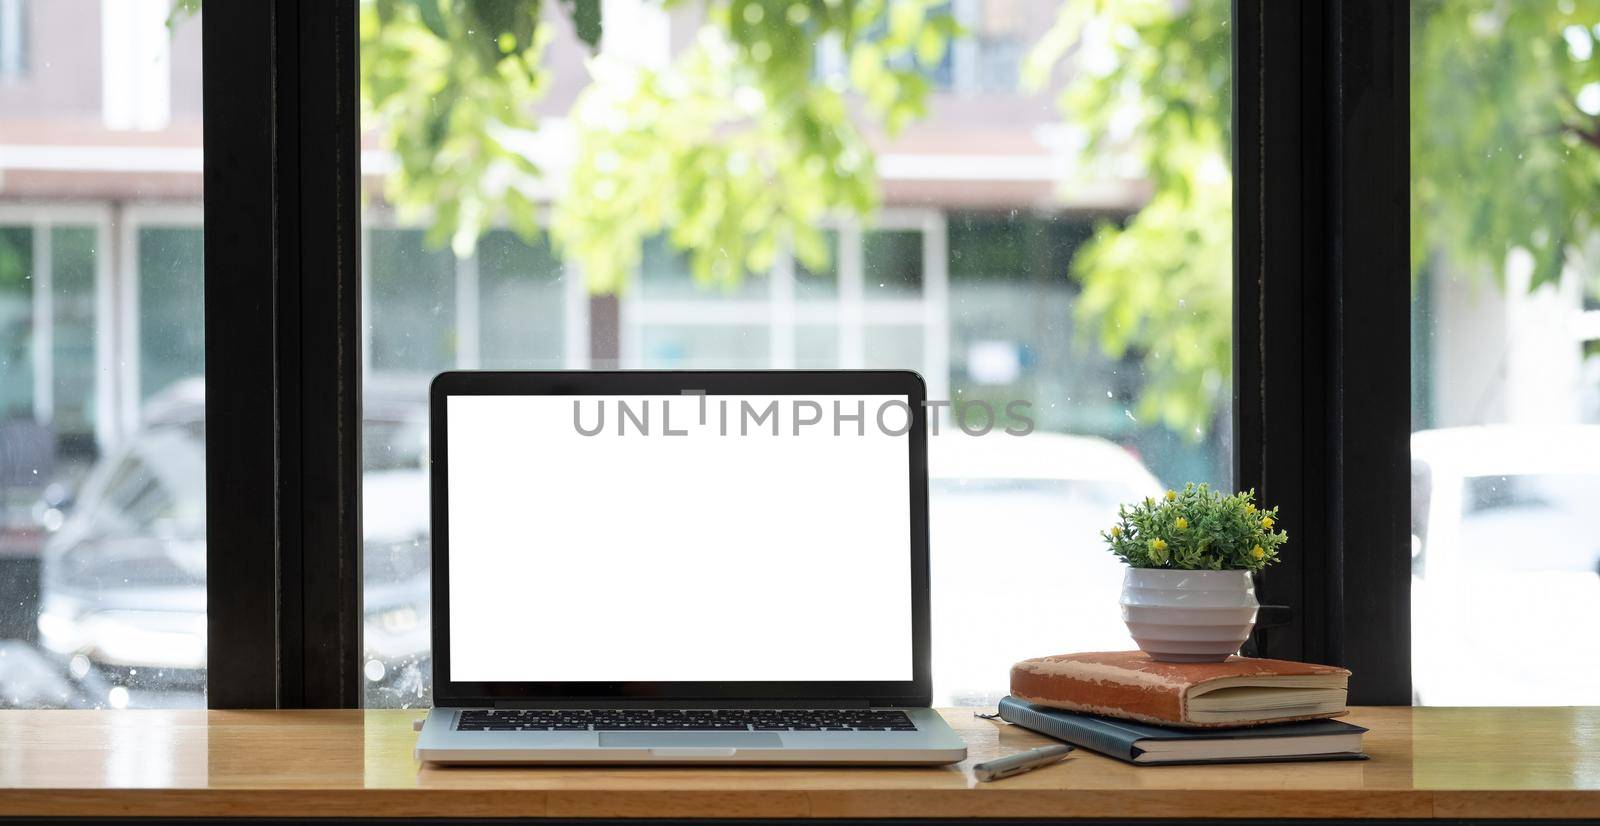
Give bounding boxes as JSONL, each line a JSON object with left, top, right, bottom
{"left": 1, "top": 706, "right": 1598, "bottom": 819}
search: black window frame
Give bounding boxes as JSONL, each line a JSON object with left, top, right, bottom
{"left": 1232, "top": 0, "right": 1411, "bottom": 704}
{"left": 202, "top": 0, "right": 1411, "bottom": 707}
{"left": 204, "top": 0, "right": 363, "bottom": 708}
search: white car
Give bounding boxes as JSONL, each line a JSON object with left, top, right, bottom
{"left": 33, "top": 379, "right": 433, "bottom": 708}
{"left": 1410, "top": 425, "right": 1600, "bottom": 706}
{"left": 928, "top": 431, "right": 1163, "bottom": 706}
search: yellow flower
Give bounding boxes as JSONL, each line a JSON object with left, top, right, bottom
{"left": 1148, "top": 537, "right": 1170, "bottom": 564}
{"left": 1252, "top": 545, "right": 1266, "bottom": 560}
{"left": 1110, "top": 525, "right": 1123, "bottom": 537}
{"left": 1149, "top": 538, "right": 1167, "bottom": 551}
{"left": 1261, "top": 516, "right": 1274, "bottom": 530}
{"left": 1174, "top": 517, "right": 1188, "bottom": 530}
{"left": 1164, "top": 490, "right": 1177, "bottom": 502}
{"left": 1245, "top": 502, "right": 1257, "bottom": 514}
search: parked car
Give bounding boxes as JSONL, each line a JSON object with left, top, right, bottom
{"left": 927, "top": 431, "right": 1163, "bottom": 706}
{"left": 33, "top": 379, "right": 432, "bottom": 708}
{"left": 1410, "top": 425, "right": 1600, "bottom": 705}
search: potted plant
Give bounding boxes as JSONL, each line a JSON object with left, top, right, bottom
{"left": 1104, "top": 483, "right": 1287, "bottom": 662}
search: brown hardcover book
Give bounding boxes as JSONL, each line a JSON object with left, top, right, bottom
{"left": 1010, "top": 651, "right": 1351, "bottom": 728}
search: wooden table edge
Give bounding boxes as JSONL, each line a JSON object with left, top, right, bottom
{"left": 3, "top": 787, "right": 1599, "bottom": 820}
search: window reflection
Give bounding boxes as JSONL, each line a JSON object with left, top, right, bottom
{"left": 1410, "top": 1, "right": 1600, "bottom": 706}
{"left": 1, "top": 1, "right": 205, "bottom": 709}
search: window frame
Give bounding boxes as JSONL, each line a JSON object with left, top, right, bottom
{"left": 1232, "top": 0, "right": 1411, "bottom": 704}
{"left": 204, "top": 0, "right": 363, "bottom": 708}
{"left": 201, "top": 0, "right": 1413, "bottom": 707}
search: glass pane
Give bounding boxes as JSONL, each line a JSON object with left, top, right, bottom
{"left": 639, "top": 325, "right": 771, "bottom": 368}
{"left": 360, "top": 396, "right": 430, "bottom": 705}
{"left": 863, "top": 230, "right": 922, "bottom": 301}
{"left": 796, "top": 324, "right": 839, "bottom": 367}
{"left": 1410, "top": 2, "right": 1600, "bottom": 705}
{"left": 478, "top": 229, "right": 566, "bottom": 370}
{"left": 0, "top": 2, "right": 205, "bottom": 709}
{"left": 50, "top": 228, "right": 98, "bottom": 444}
{"left": 0, "top": 228, "right": 32, "bottom": 418}
{"left": 640, "top": 235, "right": 769, "bottom": 300}
{"left": 138, "top": 228, "right": 204, "bottom": 404}
{"left": 864, "top": 325, "right": 922, "bottom": 372}
{"left": 794, "top": 230, "right": 839, "bottom": 302}
{"left": 368, "top": 228, "right": 456, "bottom": 376}
{"left": 361, "top": 0, "right": 1230, "bottom": 707}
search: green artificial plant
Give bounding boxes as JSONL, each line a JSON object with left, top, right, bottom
{"left": 1103, "top": 483, "right": 1286, "bottom": 571}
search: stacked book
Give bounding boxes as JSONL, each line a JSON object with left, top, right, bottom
{"left": 999, "top": 651, "right": 1366, "bottom": 765}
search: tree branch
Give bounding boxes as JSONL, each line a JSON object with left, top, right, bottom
{"left": 1562, "top": 120, "right": 1600, "bottom": 152}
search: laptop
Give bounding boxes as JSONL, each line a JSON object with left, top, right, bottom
{"left": 415, "top": 370, "right": 967, "bottom": 764}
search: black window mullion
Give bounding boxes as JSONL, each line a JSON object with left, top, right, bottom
{"left": 204, "top": 0, "right": 363, "bottom": 709}
{"left": 1234, "top": 0, "right": 1411, "bottom": 704}
{"left": 1325, "top": 0, "right": 1412, "bottom": 704}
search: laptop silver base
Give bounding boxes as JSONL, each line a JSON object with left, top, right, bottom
{"left": 416, "top": 706, "right": 967, "bottom": 765}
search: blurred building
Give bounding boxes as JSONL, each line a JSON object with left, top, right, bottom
{"left": 3, "top": 0, "right": 1242, "bottom": 506}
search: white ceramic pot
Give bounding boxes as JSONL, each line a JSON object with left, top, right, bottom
{"left": 1120, "top": 568, "right": 1259, "bottom": 662}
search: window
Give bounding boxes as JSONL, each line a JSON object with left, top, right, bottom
{"left": 0, "top": 4, "right": 204, "bottom": 709}
{"left": 949, "top": 0, "right": 1024, "bottom": 93}
{"left": 1410, "top": 1, "right": 1600, "bottom": 704}
{"left": 359, "top": 0, "right": 1229, "bottom": 707}
{"left": 0, "top": 0, "right": 25, "bottom": 81}
{"left": 815, "top": 0, "right": 1022, "bottom": 94}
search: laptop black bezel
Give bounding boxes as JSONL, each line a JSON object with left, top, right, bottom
{"left": 428, "top": 369, "right": 933, "bottom": 708}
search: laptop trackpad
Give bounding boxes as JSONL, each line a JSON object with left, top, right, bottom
{"left": 598, "top": 732, "right": 782, "bottom": 749}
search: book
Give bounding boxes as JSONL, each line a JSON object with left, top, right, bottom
{"left": 1010, "top": 650, "right": 1350, "bottom": 728}
{"left": 996, "top": 696, "right": 1368, "bottom": 765}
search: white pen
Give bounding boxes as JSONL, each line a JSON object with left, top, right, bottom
{"left": 972, "top": 743, "right": 1075, "bottom": 782}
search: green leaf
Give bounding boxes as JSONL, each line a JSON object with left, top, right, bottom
{"left": 415, "top": 0, "right": 450, "bottom": 40}
{"left": 462, "top": 0, "right": 541, "bottom": 66}
{"left": 561, "top": 0, "right": 603, "bottom": 49}
{"left": 915, "top": 26, "right": 946, "bottom": 68}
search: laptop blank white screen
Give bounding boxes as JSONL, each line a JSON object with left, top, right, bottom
{"left": 445, "top": 394, "right": 914, "bottom": 683}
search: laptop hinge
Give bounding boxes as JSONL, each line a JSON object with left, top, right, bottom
{"left": 489, "top": 698, "right": 874, "bottom": 709}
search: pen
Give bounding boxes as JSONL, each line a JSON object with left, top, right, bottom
{"left": 972, "top": 743, "right": 1074, "bottom": 782}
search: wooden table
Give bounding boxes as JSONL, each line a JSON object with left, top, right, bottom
{"left": 1, "top": 707, "right": 1598, "bottom": 821}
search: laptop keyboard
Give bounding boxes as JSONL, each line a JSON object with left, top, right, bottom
{"left": 456, "top": 708, "right": 916, "bottom": 732}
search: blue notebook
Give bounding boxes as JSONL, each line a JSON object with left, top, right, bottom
{"left": 996, "top": 696, "right": 1368, "bottom": 765}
